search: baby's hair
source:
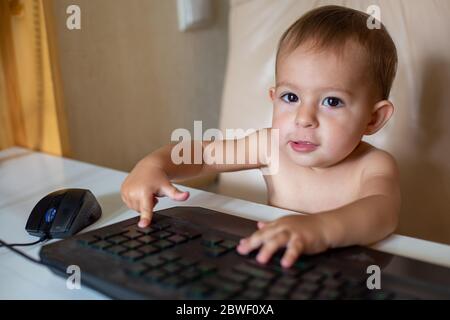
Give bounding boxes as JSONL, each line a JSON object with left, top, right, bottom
{"left": 276, "top": 5, "right": 398, "bottom": 100}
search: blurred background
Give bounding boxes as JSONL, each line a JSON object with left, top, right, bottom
{"left": 1, "top": 0, "right": 450, "bottom": 245}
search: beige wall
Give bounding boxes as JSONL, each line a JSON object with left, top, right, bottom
{"left": 49, "top": 0, "right": 229, "bottom": 171}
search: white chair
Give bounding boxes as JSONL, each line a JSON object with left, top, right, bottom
{"left": 217, "top": 0, "right": 450, "bottom": 244}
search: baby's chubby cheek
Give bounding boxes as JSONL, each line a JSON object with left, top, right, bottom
{"left": 322, "top": 127, "right": 361, "bottom": 160}
{"left": 271, "top": 116, "right": 293, "bottom": 143}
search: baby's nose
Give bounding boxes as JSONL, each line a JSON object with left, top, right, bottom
{"left": 295, "top": 106, "right": 319, "bottom": 128}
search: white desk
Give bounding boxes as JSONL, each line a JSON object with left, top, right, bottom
{"left": 1, "top": 147, "right": 449, "bottom": 299}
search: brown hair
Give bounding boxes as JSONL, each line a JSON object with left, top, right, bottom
{"left": 276, "top": 5, "right": 398, "bottom": 100}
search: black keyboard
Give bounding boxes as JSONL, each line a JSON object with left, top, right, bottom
{"left": 39, "top": 206, "right": 450, "bottom": 299}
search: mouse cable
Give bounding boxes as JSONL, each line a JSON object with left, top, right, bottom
{"left": 0, "top": 237, "right": 48, "bottom": 266}
{"left": 0, "top": 236, "right": 47, "bottom": 248}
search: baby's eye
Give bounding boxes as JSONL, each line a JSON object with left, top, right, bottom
{"left": 322, "top": 97, "right": 344, "bottom": 108}
{"left": 281, "top": 93, "right": 299, "bottom": 104}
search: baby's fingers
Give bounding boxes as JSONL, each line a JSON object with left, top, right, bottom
{"left": 256, "top": 232, "right": 289, "bottom": 264}
{"left": 257, "top": 221, "right": 267, "bottom": 229}
{"left": 237, "top": 226, "right": 282, "bottom": 255}
{"left": 281, "top": 237, "right": 304, "bottom": 268}
{"left": 161, "top": 184, "right": 190, "bottom": 201}
{"left": 138, "top": 196, "right": 156, "bottom": 228}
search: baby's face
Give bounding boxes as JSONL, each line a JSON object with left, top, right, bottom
{"left": 271, "top": 42, "right": 377, "bottom": 168}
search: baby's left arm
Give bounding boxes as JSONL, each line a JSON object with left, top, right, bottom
{"left": 237, "top": 151, "right": 401, "bottom": 268}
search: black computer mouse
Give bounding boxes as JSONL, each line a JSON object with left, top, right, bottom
{"left": 25, "top": 189, "right": 102, "bottom": 239}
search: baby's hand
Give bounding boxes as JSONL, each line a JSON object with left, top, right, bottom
{"left": 120, "top": 161, "right": 189, "bottom": 228}
{"left": 237, "top": 214, "right": 330, "bottom": 268}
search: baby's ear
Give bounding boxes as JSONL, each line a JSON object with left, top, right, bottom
{"left": 364, "top": 100, "right": 394, "bottom": 135}
{"left": 269, "top": 87, "right": 276, "bottom": 102}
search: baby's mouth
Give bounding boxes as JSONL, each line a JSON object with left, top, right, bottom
{"left": 289, "top": 140, "right": 319, "bottom": 153}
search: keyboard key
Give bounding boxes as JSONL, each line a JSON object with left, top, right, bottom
{"left": 302, "top": 271, "right": 324, "bottom": 283}
{"left": 122, "top": 229, "right": 143, "bottom": 239}
{"left": 180, "top": 230, "right": 201, "bottom": 240}
{"left": 105, "top": 245, "right": 128, "bottom": 256}
{"left": 269, "top": 283, "right": 291, "bottom": 297}
{"left": 219, "top": 239, "right": 238, "bottom": 250}
{"left": 139, "top": 245, "right": 160, "bottom": 255}
{"left": 167, "top": 234, "right": 188, "bottom": 244}
{"left": 153, "top": 230, "right": 173, "bottom": 239}
{"left": 107, "top": 235, "right": 129, "bottom": 244}
{"left": 234, "top": 263, "right": 276, "bottom": 280}
{"left": 323, "top": 278, "right": 344, "bottom": 290}
{"left": 178, "top": 257, "right": 198, "bottom": 267}
{"left": 273, "top": 265, "right": 300, "bottom": 277}
{"left": 151, "top": 222, "right": 170, "bottom": 230}
{"left": 131, "top": 225, "right": 156, "bottom": 234}
{"left": 142, "top": 255, "right": 166, "bottom": 268}
{"left": 294, "top": 260, "right": 315, "bottom": 272}
{"left": 248, "top": 278, "right": 270, "bottom": 290}
{"left": 137, "top": 235, "right": 157, "bottom": 244}
{"left": 153, "top": 239, "right": 174, "bottom": 250}
{"left": 78, "top": 235, "right": 100, "bottom": 246}
{"left": 201, "top": 235, "right": 223, "bottom": 247}
{"left": 99, "top": 230, "right": 126, "bottom": 239}
{"left": 122, "top": 240, "right": 143, "bottom": 250}
{"left": 275, "top": 276, "right": 298, "bottom": 289}
{"left": 218, "top": 270, "right": 249, "bottom": 283}
{"left": 295, "top": 281, "right": 319, "bottom": 294}
{"left": 160, "top": 251, "right": 180, "bottom": 262}
{"left": 121, "top": 250, "right": 145, "bottom": 261}
{"left": 316, "top": 266, "right": 342, "bottom": 279}
{"left": 163, "top": 262, "right": 183, "bottom": 274}
{"left": 181, "top": 268, "right": 202, "bottom": 281}
{"left": 204, "top": 277, "right": 242, "bottom": 294}
{"left": 196, "top": 263, "right": 217, "bottom": 274}
{"left": 204, "top": 246, "right": 228, "bottom": 257}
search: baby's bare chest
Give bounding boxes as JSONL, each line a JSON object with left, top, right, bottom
{"left": 263, "top": 165, "right": 362, "bottom": 213}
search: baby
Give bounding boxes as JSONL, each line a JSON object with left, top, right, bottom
{"left": 121, "top": 5, "right": 400, "bottom": 268}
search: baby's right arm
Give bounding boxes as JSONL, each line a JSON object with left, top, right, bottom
{"left": 120, "top": 128, "right": 272, "bottom": 227}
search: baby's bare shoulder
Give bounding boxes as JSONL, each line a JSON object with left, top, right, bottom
{"left": 357, "top": 142, "right": 399, "bottom": 178}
